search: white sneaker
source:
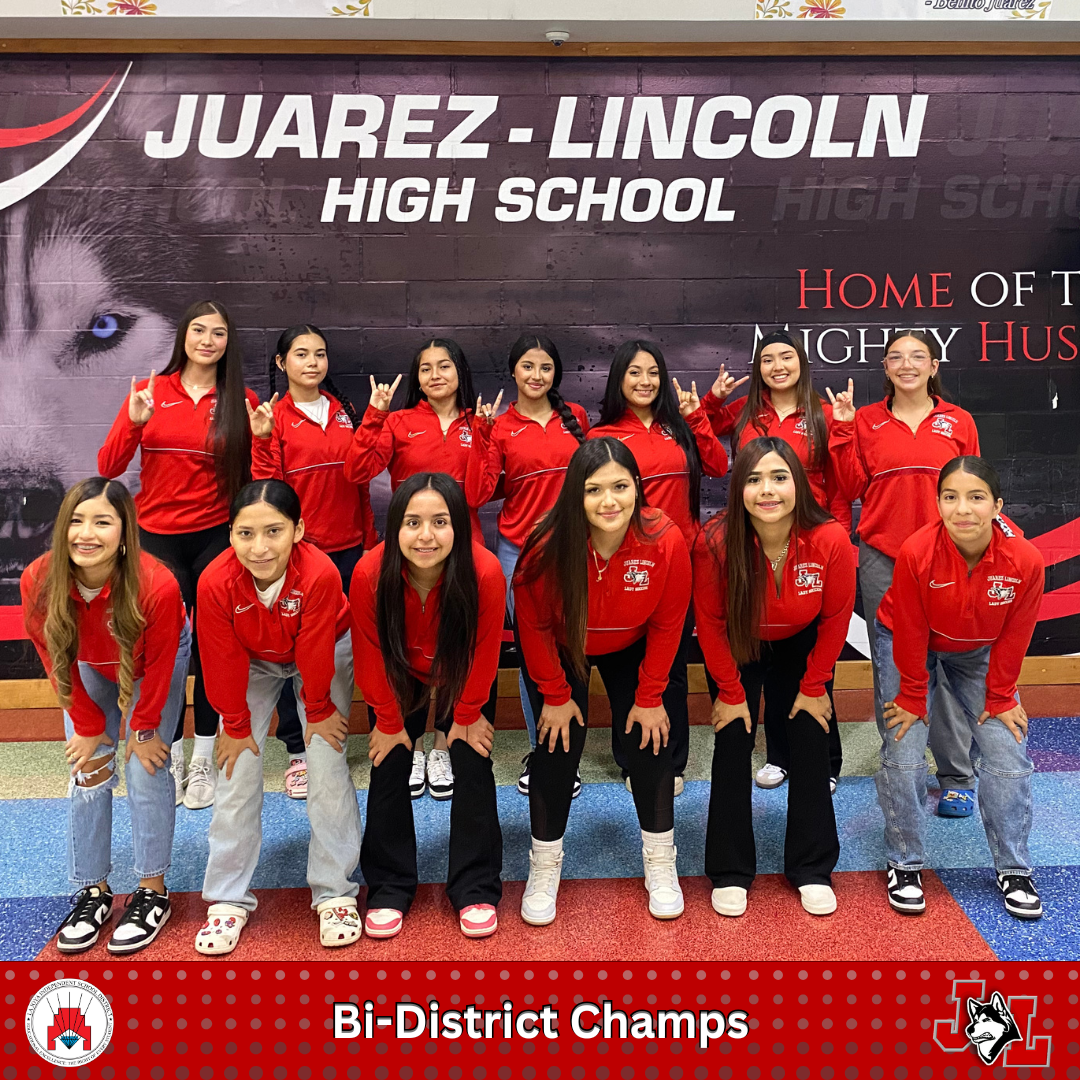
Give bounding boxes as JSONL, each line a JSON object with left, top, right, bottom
{"left": 520, "top": 847, "right": 564, "bottom": 926}
{"left": 427, "top": 748, "right": 454, "bottom": 800}
{"left": 642, "top": 844, "right": 684, "bottom": 919}
{"left": 711, "top": 886, "right": 748, "bottom": 917}
{"left": 799, "top": 884, "right": 837, "bottom": 916}
{"left": 183, "top": 755, "right": 216, "bottom": 810}
{"left": 170, "top": 742, "right": 186, "bottom": 807}
{"left": 755, "top": 764, "right": 788, "bottom": 789}
{"left": 409, "top": 751, "right": 427, "bottom": 799}
{"left": 830, "top": 776, "right": 837, "bottom": 795}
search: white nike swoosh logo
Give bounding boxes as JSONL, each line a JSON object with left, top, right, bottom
{"left": 928, "top": 581, "right": 955, "bottom": 589}
{"left": 408, "top": 431, "right": 426, "bottom": 438}
{"left": 872, "top": 420, "right": 890, "bottom": 430}
{"left": 292, "top": 420, "right": 305, "bottom": 427}
{"left": 510, "top": 428, "right": 527, "bottom": 437}
{"left": 617, "top": 435, "right": 633, "bottom": 442}
{"left": 234, "top": 603, "right": 256, "bottom": 613}
{"left": 160, "top": 401, "right": 182, "bottom": 408}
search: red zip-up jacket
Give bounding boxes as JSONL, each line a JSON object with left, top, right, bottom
{"left": 692, "top": 519, "right": 857, "bottom": 704}
{"left": 587, "top": 408, "right": 729, "bottom": 547}
{"left": 98, "top": 371, "right": 260, "bottom": 535}
{"left": 514, "top": 508, "right": 692, "bottom": 709}
{"left": 829, "top": 397, "right": 980, "bottom": 559}
{"left": 877, "top": 517, "right": 1044, "bottom": 719}
{"left": 250, "top": 391, "right": 377, "bottom": 553}
{"left": 197, "top": 542, "right": 351, "bottom": 738}
{"left": 344, "top": 400, "right": 483, "bottom": 540}
{"left": 350, "top": 542, "right": 505, "bottom": 733}
{"left": 21, "top": 551, "right": 185, "bottom": 737}
{"left": 703, "top": 391, "right": 852, "bottom": 532}
{"left": 466, "top": 401, "right": 591, "bottom": 548}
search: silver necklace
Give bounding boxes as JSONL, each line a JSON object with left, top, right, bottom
{"left": 768, "top": 536, "right": 791, "bottom": 573}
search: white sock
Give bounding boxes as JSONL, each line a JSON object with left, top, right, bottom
{"left": 193, "top": 735, "right": 215, "bottom": 760}
{"left": 642, "top": 828, "right": 674, "bottom": 849}
{"left": 532, "top": 836, "right": 564, "bottom": 855}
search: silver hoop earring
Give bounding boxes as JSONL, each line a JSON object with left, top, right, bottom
{"left": 120, "top": 543, "right": 127, "bottom": 557}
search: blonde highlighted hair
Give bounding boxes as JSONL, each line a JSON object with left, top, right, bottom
{"left": 34, "top": 478, "right": 145, "bottom": 718}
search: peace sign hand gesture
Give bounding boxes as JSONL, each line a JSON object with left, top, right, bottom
{"left": 825, "top": 378, "right": 856, "bottom": 423}
{"left": 369, "top": 374, "right": 402, "bottom": 413}
{"left": 710, "top": 363, "right": 749, "bottom": 402}
{"left": 475, "top": 390, "right": 504, "bottom": 425}
{"left": 128, "top": 371, "right": 156, "bottom": 426}
{"left": 246, "top": 393, "right": 279, "bottom": 439}
{"left": 672, "top": 377, "right": 701, "bottom": 418}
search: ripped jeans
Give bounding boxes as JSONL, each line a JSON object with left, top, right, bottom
{"left": 65, "top": 622, "right": 191, "bottom": 888}
{"left": 873, "top": 621, "right": 1034, "bottom": 875}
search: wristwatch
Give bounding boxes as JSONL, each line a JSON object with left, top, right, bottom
{"left": 135, "top": 727, "right": 159, "bottom": 743}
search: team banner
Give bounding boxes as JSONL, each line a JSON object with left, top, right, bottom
{"left": 0, "top": 53, "right": 1079, "bottom": 680}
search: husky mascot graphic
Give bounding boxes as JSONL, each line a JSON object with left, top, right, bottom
{"left": 965, "top": 992, "right": 1022, "bottom": 1065}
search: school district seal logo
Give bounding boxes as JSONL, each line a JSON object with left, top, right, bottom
{"left": 25, "top": 979, "right": 114, "bottom": 1067}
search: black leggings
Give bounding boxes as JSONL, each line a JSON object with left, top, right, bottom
{"left": 139, "top": 523, "right": 231, "bottom": 741}
{"left": 274, "top": 544, "right": 365, "bottom": 756}
{"left": 359, "top": 677, "right": 502, "bottom": 914}
{"left": 521, "top": 635, "right": 675, "bottom": 842}
{"left": 705, "top": 621, "right": 839, "bottom": 891}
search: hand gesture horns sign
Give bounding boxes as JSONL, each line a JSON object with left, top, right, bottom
{"left": 710, "top": 363, "right": 749, "bottom": 402}
{"left": 671, "top": 377, "right": 701, "bottom": 418}
{"left": 825, "top": 378, "right": 856, "bottom": 423}
{"left": 128, "top": 370, "right": 156, "bottom": 426}
{"left": 246, "top": 393, "right": 279, "bottom": 439}
{"left": 475, "top": 389, "right": 504, "bottom": 425}
{"left": 369, "top": 373, "right": 402, "bottom": 413}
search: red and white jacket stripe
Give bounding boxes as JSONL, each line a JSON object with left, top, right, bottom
{"left": 693, "top": 519, "right": 857, "bottom": 705}
{"left": 350, "top": 542, "right": 505, "bottom": 733}
{"left": 197, "top": 542, "right": 350, "bottom": 738}
{"left": 514, "top": 509, "right": 692, "bottom": 709}
{"left": 829, "top": 397, "right": 980, "bottom": 559}
{"left": 98, "top": 371, "right": 259, "bottom": 535}
{"left": 21, "top": 551, "right": 186, "bottom": 737}
{"left": 250, "top": 391, "right": 377, "bottom": 553}
{"left": 465, "top": 401, "right": 590, "bottom": 548}
{"left": 877, "top": 517, "right": 1044, "bottom": 719}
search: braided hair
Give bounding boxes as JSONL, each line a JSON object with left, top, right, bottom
{"left": 269, "top": 325, "right": 360, "bottom": 427}
{"left": 508, "top": 333, "right": 586, "bottom": 444}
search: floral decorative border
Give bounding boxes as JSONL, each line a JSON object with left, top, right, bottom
{"left": 62, "top": 0, "right": 158, "bottom": 12}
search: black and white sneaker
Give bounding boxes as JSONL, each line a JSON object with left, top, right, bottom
{"left": 572, "top": 769, "right": 582, "bottom": 799}
{"left": 56, "top": 886, "right": 113, "bottom": 953}
{"left": 107, "top": 887, "right": 171, "bottom": 954}
{"left": 517, "top": 752, "right": 532, "bottom": 795}
{"left": 998, "top": 873, "right": 1043, "bottom": 920}
{"left": 887, "top": 867, "right": 926, "bottom": 915}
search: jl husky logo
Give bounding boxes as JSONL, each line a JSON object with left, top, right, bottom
{"left": 279, "top": 595, "right": 301, "bottom": 615}
{"left": 931, "top": 415, "right": 955, "bottom": 438}
{"left": 0, "top": 65, "right": 132, "bottom": 211}
{"left": 623, "top": 566, "right": 650, "bottom": 587}
{"left": 934, "top": 978, "right": 1051, "bottom": 1067}
{"left": 25, "top": 979, "right": 114, "bottom": 1067}
{"left": 988, "top": 581, "right": 1016, "bottom": 604}
{"left": 794, "top": 567, "right": 822, "bottom": 591}
{"left": 965, "top": 993, "right": 1023, "bottom": 1065}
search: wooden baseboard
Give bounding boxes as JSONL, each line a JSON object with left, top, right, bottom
{"left": 3, "top": 655, "right": 1078, "bottom": 710}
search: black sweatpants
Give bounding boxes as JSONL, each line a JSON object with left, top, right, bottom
{"left": 762, "top": 678, "right": 843, "bottom": 780}
{"left": 610, "top": 604, "right": 693, "bottom": 778}
{"left": 359, "top": 676, "right": 502, "bottom": 914}
{"left": 274, "top": 544, "right": 365, "bottom": 756}
{"left": 521, "top": 635, "right": 675, "bottom": 842}
{"left": 140, "top": 523, "right": 231, "bottom": 741}
{"left": 705, "top": 621, "right": 839, "bottom": 891}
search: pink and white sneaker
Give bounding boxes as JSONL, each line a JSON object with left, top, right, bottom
{"left": 364, "top": 908, "right": 404, "bottom": 939}
{"left": 459, "top": 904, "right": 498, "bottom": 938}
{"left": 284, "top": 758, "right": 308, "bottom": 800}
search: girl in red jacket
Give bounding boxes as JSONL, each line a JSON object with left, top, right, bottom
{"left": 874, "top": 457, "right": 1044, "bottom": 920}
{"left": 705, "top": 331, "right": 850, "bottom": 793}
{"left": 828, "top": 330, "right": 979, "bottom": 817}
{"left": 694, "top": 438, "right": 856, "bottom": 919}
{"left": 22, "top": 478, "right": 189, "bottom": 955}
{"left": 351, "top": 473, "right": 505, "bottom": 940}
{"left": 514, "top": 437, "right": 692, "bottom": 927}
{"left": 249, "top": 324, "right": 377, "bottom": 800}
{"left": 98, "top": 300, "right": 258, "bottom": 813}
{"left": 468, "top": 332, "right": 589, "bottom": 795}
{"left": 588, "top": 340, "right": 728, "bottom": 792}
{"left": 195, "top": 480, "right": 362, "bottom": 955}
{"left": 345, "top": 338, "right": 480, "bottom": 803}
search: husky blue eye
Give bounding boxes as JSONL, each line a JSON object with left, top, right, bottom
{"left": 91, "top": 314, "right": 119, "bottom": 339}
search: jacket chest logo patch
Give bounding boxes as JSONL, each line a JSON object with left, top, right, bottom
{"left": 931, "top": 415, "right": 955, "bottom": 438}
{"left": 622, "top": 559, "right": 655, "bottom": 591}
{"left": 459, "top": 428, "right": 473, "bottom": 446}
{"left": 987, "top": 579, "right": 1017, "bottom": 606}
{"left": 794, "top": 563, "right": 823, "bottom": 593}
{"left": 279, "top": 595, "right": 302, "bottom": 616}
{"left": 793, "top": 417, "right": 808, "bottom": 435}
{"left": 334, "top": 411, "right": 353, "bottom": 429}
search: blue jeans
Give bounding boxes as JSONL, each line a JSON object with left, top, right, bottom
{"left": 65, "top": 621, "right": 191, "bottom": 887}
{"left": 873, "top": 622, "right": 1034, "bottom": 875}
{"left": 495, "top": 532, "right": 537, "bottom": 747}
{"left": 201, "top": 632, "right": 363, "bottom": 912}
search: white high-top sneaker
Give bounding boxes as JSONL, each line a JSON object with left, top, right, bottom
{"left": 642, "top": 843, "right": 684, "bottom": 919}
{"left": 520, "top": 844, "right": 564, "bottom": 926}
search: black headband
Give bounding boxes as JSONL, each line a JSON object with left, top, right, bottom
{"left": 757, "top": 331, "right": 798, "bottom": 351}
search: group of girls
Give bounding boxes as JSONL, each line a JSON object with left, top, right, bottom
{"left": 23, "top": 299, "right": 1045, "bottom": 958}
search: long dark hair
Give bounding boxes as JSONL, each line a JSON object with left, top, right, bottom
{"left": 508, "top": 333, "right": 586, "bottom": 444}
{"left": 229, "top": 479, "right": 302, "bottom": 528}
{"left": 703, "top": 437, "right": 831, "bottom": 667}
{"left": 736, "top": 332, "right": 829, "bottom": 470}
{"left": 938, "top": 455, "right": 1002, "bottom": 502}
{"left": 884, "top": 329, "right": 946, "bottom": 401}
{"left": 376, "top": 473, "right": 479, "bottom": 719}
{"left": 598, "top": 340, "right": 702, "bottom": 520}
{"left": 404, "top": 338, "right": 476, "bottom": 414}
{"left": 268, "top": 324, "right": 359, "bottom": 427}
{"left": 516, "top": 438, "right": 649, "bottom": 680}
{"left": 161, "top": 300, "right": 251, "bottom": 504}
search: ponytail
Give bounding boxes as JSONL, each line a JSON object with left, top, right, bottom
{"left": 547, "top": 387, "right": 586, "bottom": 445}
